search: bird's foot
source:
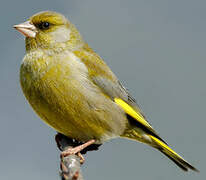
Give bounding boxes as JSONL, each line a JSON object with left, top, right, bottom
{"left": 60, "top": 139, "right": 95, "bottom": 164}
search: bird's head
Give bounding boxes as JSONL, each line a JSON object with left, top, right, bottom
{"left": 14, "top": 11, "right": 83, "bottom": 52}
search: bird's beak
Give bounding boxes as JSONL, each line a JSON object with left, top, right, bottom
{"left": 13, "top": 21, "right": 37, "bottom": 38}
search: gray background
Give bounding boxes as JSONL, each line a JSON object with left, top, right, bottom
{"left": 0, "top": 0, "right": 205, "bottom": 179}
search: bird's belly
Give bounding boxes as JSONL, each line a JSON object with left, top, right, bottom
{"left": 20, "top": 62, "right": 127, "bottom": 143}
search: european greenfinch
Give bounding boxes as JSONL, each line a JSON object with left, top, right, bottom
{"left": 14, "top": 11, "right": 198, "bottom": 172}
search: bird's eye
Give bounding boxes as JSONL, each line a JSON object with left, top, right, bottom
{"left": 39, "top": 22, "right": 50, "bottom": 30}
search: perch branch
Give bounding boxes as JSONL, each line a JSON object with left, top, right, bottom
{"left": 55, "top": 133, "right": 102, "bottom": 180}
{"left": 55, "top": 134, "right": 83, "bottom": 180}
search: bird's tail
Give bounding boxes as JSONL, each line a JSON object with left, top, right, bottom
{"left": 149, "top": 135, "right": 199, "bottom": 172}
{"left": 115, "top": 98, "right": 198, "bottom": 172}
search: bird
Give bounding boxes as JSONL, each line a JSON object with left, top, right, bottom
{"left": 14, "top": 11, "right": 198, "bottom": 172}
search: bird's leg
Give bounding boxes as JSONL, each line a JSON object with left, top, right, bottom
{"left": 61, "top": 139, "right": 96, "bottom": 163}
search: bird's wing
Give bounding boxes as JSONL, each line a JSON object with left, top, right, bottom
{"left": 74, "top": 45, "right": 163, "bottom": 141}
{"left": 92, "top": 76, "right": 145, "bottom": 118}
{"left": 92, "top": 76, "right": 165, "bottom": 141}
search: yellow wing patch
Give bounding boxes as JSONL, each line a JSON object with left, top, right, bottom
{"left": 114, "top": 98, "right": 152, "bottom": 129}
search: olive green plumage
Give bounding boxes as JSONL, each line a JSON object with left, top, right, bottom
{"left": 16, "top": 11, "right": 198, "bottom": 172}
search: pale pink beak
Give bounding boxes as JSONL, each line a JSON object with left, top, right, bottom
{"left": 13, "top": 21, "right": 37, "bottom": 38}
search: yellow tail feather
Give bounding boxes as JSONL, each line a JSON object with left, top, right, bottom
{"left": 149, "top": 135, "right": 199, "bottom": 172}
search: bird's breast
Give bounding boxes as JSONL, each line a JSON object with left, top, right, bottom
{"left": 20, "top": 50, "right": 127, "bottom": 143}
